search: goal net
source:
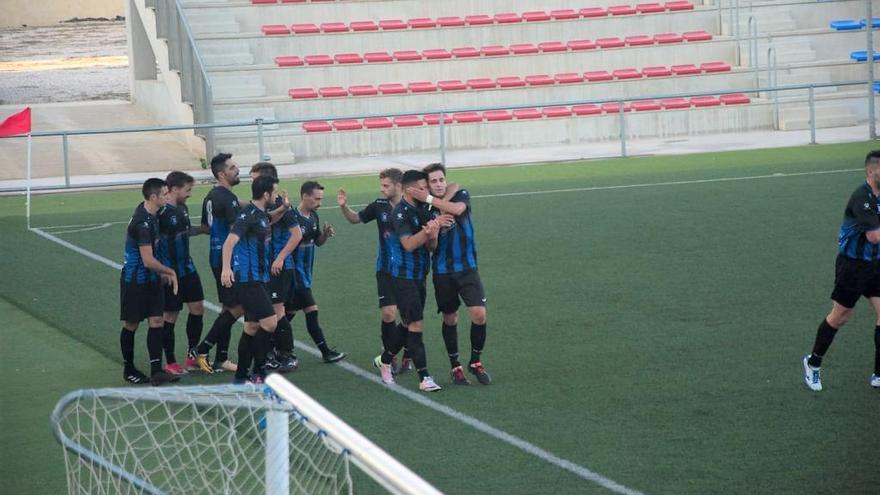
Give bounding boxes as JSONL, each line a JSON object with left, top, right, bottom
{"left": 51, "top": 375, "right": 440, "bottom": 495}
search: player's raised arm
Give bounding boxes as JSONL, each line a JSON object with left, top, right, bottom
{"left": 337, "top": 188, "right": 362, "bottom": 224}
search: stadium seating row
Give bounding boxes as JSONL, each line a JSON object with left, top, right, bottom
{"left": 851, "top": 50, "right": 880, "bottom": 62}
{"left": 300, "top": 94, "right": 752, "bottom": 132}
{"left": 286, "top": 62, "right": 732, "bottom": 99}
{"left": 274, "top": 31, "right": 714, "bottom": 66}
{"left": 829, "top": 18, "right": 880, "bottom": 30}
{"left": 260, "top": 2, "right": 695, "bottom": 35}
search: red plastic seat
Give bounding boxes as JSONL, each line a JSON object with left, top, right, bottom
{"left": 637, "top": 3, "right": 665, "bottom": 13}
{"left": 452, "top": 47, "right": 480, "bottom": 58}
{"left": 437, "top": 16, "right": 466, "bottom": 27}
{"left": 465, "top": 15, "right": 494, "bottom": 25}
{"left": 304, "top": 55, "right": 333, "bottom": 65}
{"left": 584, "top": 70, "right": 613, "bottom": 81}
{"left": 523, "top": 11, "right": 551, "bottom": 22}
{"left": 364, "top": 52, "right": 393, "bottom": 63}
{"left": 280, "top": 0, "right": 306, "bottom": 2}
{"left": 497, "top": 76, "right": 526, "bottom": 87}
{"left": 423, "top": 114, "right": 454, "bottom": 125}
{"left": 483, "top": 110, "right": 513, "bottom": 121}
{"left": 467, "top": 78, "right": 497, "bottom": 89}
{"left": 379, "top": 19, "right": 407, "bottom": 30}
{"left": 303, "top": 121, "right": 331, "bottom": 132}
{"left": 393, "top": 116, "right": 423, "bottom": 127}
{"left": 318, "top": 86, "right": 347, "bottom": 97}
{"left": 481, "top": 45, "right": 509, "bottom": 56}
{"left": 289, "top": 88, "right": 317, "bottom": 99}
{"left": 631, "top": 100, "right": 661, "bottom": 111}
{"left": 510, "top": 43, "right": 539, "bottom": 54}
{"left": 701, "top": 61, "right": 732, "bottom": 73}
{"left": 438, "top": 80, "right": 467, "bottom": 91}
{"left": 683, "top": 30, "right": 713, "bottom": 42}
{"left": 423, "top": 49, "right": 452, "bottom": 59}
{"left": 408, "top": 18, "right": 435, "bottom": 29}
{"left": 378, "top": 83, "right": 407, "bottom": 95}
{"left": 408, "top": 81, "right": 437, "bottom": 93}
{"left": 602, "top": 102, "right": 631, "bottom": 113}
{"left": 334, "top": 53, "right": 363, "bottom": 64}
{"left": 393, "top": 50, "right": 422, "bottom": 61}
{"left": 626, "top": 35, "right": 654, "bottom": 46}
{"left": 543, "top": 106, "right": 572, "bottom": 117}
{"left": 494, "top": 13, "right": 522, "bottom": 23}
{"left": 513, "top": 108, "right": 542, "bottom": 119}
{"left": 539, "top": 42, "right": 568, "bottom": 53}
{"left": 671, "top": 64, "right": 701, "bottom": 75}
{"left": 665, "top": 1, "right": 695, "bottom": 11}
{"left": 321, "top": 22, "right": 348, "bottom": 33}
{"left": 596, "top": 37, "right": 626, "bottom": 48}
{"left": 555, "top": 72, "right": 583, "bottom": 84}
{"left": 608, "top": 5, "right": 638, "bottom": 15}
{"left": 525, "top": 74, "right": 555, "bottom": 86}
{"left": 579, "top": 7, "right": 607, "bottom": 17}
{"left": 613, "top": 68, "right": 642, "bottom": 79}
{"left": 364, "top": 117, "right": 393, "bottom": 129}
{"left": 262, "top": 25, "right": 290, "bottom": 35}
{"left": 690, "top": 96, "right": 721, "bottom": 107}
{"left": 572, "top": 104, "right": 602, "bottom": 115}
{"left": 253, "top": 0, "right": 278, "bottom": 4}
{"left": 551, "top": 9, "right": 580, "bottom": 20}
{"left": 720, "top": 93, "right": 750, "bottom": 105}
{"left": 350, "top": 21, "right": 378, "bottom": 32}
{"left": 453, "top": 112, "right": 483, "bottom": 123}
{"left": 643, "top": 66, "right": 672, "bottom": 77}
{"left": 661, "top": 98, "right": 691, "bottom": 109}
{"left": 333, "top": 120, "right": 362, "bottom": 131}
{"left": 275, "top": 56, "right": 304, "bottom": 67}
{"left": 654, "top": 32, "right": 684, "bottom": 44}
{"left": 291, "top": 23, "right": 320, "bottom": 34}
{"left": 349, "top": 85, "right": 378, "bottom": 96}
{"left": 568, "top": 39, "right": 596, "bottom": 50}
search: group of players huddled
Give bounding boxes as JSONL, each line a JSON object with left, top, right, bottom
{"left": 119, "top": 154, "right": 490, "bottom": 392}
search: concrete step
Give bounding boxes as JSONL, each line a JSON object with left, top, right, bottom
{"left": 214, "top": 107, "right": 279, "bottom": 133}
{"left": 186, "top": 12, "right": 239, "bottom": 35}
{"left": 778, "top": 113, "right": 858, "bottom": 130}
{"left": 211, "top": 74, "right": 266, "bottom": 99}
{"left": 199, "top": 40, "right": 253, "bottom": 66}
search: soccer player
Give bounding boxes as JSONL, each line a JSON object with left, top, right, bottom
{"left": 414, "top": 163, "right": 492, "bottom": 385}
{"left": 221, "top": 175, "right": 280, "bottom": 384}
{"left": 194, "top": 153, "right": 241, "bottom": 373}
{"left": 388, "top": 170, "right": 451, "bottom": 391}
{"left": 157, "top": 171, "right": 205, "bottom": 376}
{"left": 803, "top": 150, "right": 880, "bottom": 391}
{"left": 287, "top": 181, "right": 346, "bottom": 363}
{"left": 337, "top": 168, "right": 415, "bottom": 383}
{"left": 119, "top": 178, "right": 180, "bottom": 386}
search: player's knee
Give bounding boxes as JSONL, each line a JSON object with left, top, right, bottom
{"left": 228, "top": 306, "right": 244, "bottom": 318}
{"left": 305, "top": 305, "right": 318, "bottom": 313}
{"left": 381, "top": 307, "right": 396, "bottom": 322}
{"left": 148, "top": 316, "right": 164, "bottom": 328}
{"left": 263, "top": 319, "right": 278, "bottom": 333}
{"left": 442, "top": 312, "right": 459, "bottom": 325}
{"left": 189, "top": 301, "right": 204, "bottom": 315}
{"left": 122, "top": 321, "right": 138, "bottom": 331}
{"left": 827, "top": 310, "right": 851, "bottom": 328}
{"left": 469, "top": 307, "right": 487, "bottom": 325}
{"left": 163, "top": 312, "right": 178, "bottom": 324}
{"left": 409, "top": 321, "right": 423, "bottom": 332}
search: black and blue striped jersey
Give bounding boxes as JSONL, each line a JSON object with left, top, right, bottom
{"left": 389, "top": 199, "right": 432, "bottom": 280}
{"left": 271, "top": 197, "right": 299, "bottom": 270}
{"left": 230, "top": 203, "right": 272, "bottom": 283}
{"left": 157, "top": 202, "right": 197, "bottom": 277}
{"left": 838, "top": 182, "right": 880, "bottom": 261}
{"left": 202, "top": 186, "right": 240, "bottom": 270}
{"left": 291, "top": 208, "right": 320, "bottom": 288}
{"left": 430, "top": 189, "right": 478, "bottom": 274}
{"left": 122, "top": 203, "right": 160, "bottom": 284}
{"left": 358, "top": 199, "right": 395, "bottom": 274}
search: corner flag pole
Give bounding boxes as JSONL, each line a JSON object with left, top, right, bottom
{"left": 26, "top": 132, "right": 32, "bottom": 230}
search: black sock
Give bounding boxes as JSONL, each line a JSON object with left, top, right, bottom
{"left": 380, "top": 321, "right": 396, "bottom": 362}
{"left": 306, "top": 311, "right": 329, "bottom": 353}
{"left": 381, "top": 323, "right": 406, "bottom": 364}
{"left": 120, "top": 328, "right": 135, "bottom": 372}
{"left": 398, "top": 323, "right": 411, "bottom": 359}
{"left": 147, "top": 326, "right": 164, "bottom": 374}
{"left": 470, "top": 323, "right": 487, "bottom": 364}
{"left": 874, "top": 325, "right": 880, "bottom": 375}
{"left": 198, "top": 311, "right": 235, "bottom": 354}
{"left": 163, "top": 321, "right": 177, "bottom": 364}
{"left": 407, "top": 331, "right": 429, "bottom": 379}
{"left": 276, "top": 316, "right": 294, "bottom": 354}
{"left": 253, "top": 329, "right": 272, "bottom": 374}
{"left": 216, "top": 316, "right": 234, "bottom": 362}
{"left": 235, "top": 333, "right": 254, "bottom": 380}
{"left": 442, "top": 323, "right": 460, "bottom": 368}
{"left": 808, "top": 319, "right": 838, "bottom": 368}
{"left": 186, "top": 314, "right": 203, "bottom": 351}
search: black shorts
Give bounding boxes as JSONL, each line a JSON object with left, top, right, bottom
{"left": 212, "top": 265, "right": 238, "bottom": 307}
{"left": 268, "top": 269, "right": 294, "bottom": 305}
{"left": 120, "top": 279, "right": 164, "bottom": 323}
{"left": 831, "top": 255, "right": 880, "bottom": 308}
{"left": 376, "top": 271, "right": 397, "bottom": 308}
{"left": 236, "top": 282, "right": 275, "bottom": 322}
{"left": 164, "top": 272, "right": 205, "bottom": 312}
{"left": 432, "top": 269, "right": 486, "bottom": 314}
{"left": 287, "top": 287, "right": 317, "bottom": 312}
{"left": 391, "top": 277, "right": 426, "bottom": 325}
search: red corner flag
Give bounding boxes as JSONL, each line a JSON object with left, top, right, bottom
{"left": 0, "top": 107, "right": 31, "bottom": 137}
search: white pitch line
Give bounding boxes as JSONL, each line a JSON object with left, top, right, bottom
{"left": 29, "top": 226, "right": 645, "bottom": 495}
{"left": 47, "top": 223, "right": 114, "bottom": 235}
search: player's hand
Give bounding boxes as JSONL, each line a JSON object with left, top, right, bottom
{"left": 323, "top": 223, "right": 335, "bottom": 238}
{"left": 436, "top": 213, "right": 455, "bottom": 228}
{"left": 281, "top": 190, "right": 291, "bottom": 209}
{"left": 271, "top": 258, "right": 283, "bottom": 276}
{"left": 221, "top": 267, "right": 234, "bottom": 288}
{"left": 445, "top": 182, "right": 460, "bottom": 199}
{"left": 336, "top": 188, "right": 347, "bottom": 207}
{"left": 407, "top": 186, "right": 428, "bottom": 203}
{"left": 162, "top": 273, "right": 179, "bottom": 295}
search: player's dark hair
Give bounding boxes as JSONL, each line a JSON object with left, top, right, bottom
{"left": 866, "top": 150, "right": 880, "bottom": 168}
{"left": 379, "top": 168, "right": 403, "bottom": 184}
{"left": 252, "top": 175, "right": 278, "bottom": 200}
{"left": 210, "top": 153, "right": 233, "bottom": 179}
{"left": 422, "top": 162, "right": 446, "bottom": 176}
{"left": 300, "top": 181, "right": 324, "bottom": 197}
{"left": 250, "top": 161, "right": 278, "bottom": 179}
{"left": 401, "top": 170, "right": 427, "bottom": 187}
{"left": 165, "top": 171, "right": 194, "bottom": 190}
{"left": 142, "top": 178, "right": 167, "bottom": 200}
